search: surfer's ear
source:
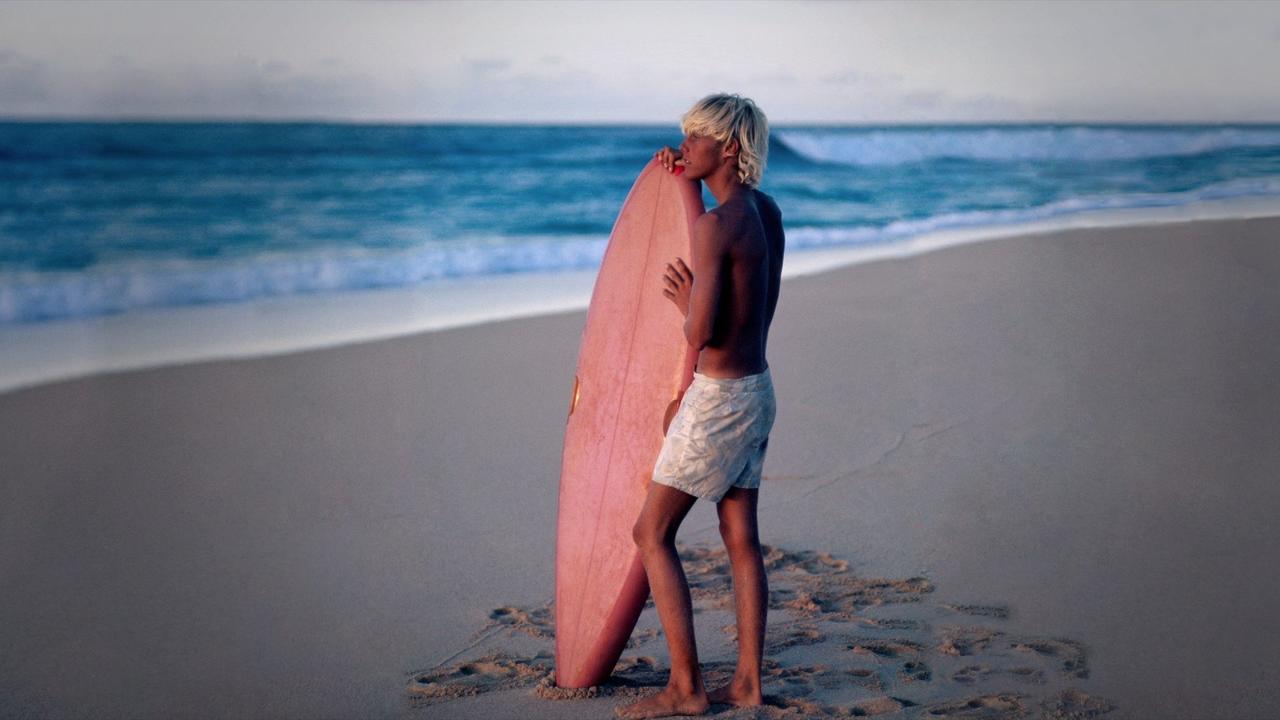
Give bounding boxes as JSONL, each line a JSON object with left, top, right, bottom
{"left": 723, "top": 138, "right": 740, "bottom": 159}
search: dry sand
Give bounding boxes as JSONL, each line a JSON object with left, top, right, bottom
{"left": 3, "top": 215, "right": 1280, "bottom": 719}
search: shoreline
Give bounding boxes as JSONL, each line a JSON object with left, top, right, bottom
{"left": 3, "top": 193, "right": 1280, "bottom": 398}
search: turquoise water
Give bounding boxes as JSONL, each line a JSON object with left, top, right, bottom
{"left": 3, "top": 121, "right": 1280, "bottom": 326}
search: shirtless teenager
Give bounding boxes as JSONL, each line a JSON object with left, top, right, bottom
{"left": 616, "top": 94, "right": 785, "bottom": 720}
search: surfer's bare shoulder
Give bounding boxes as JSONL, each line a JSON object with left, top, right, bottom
{"left": 691, "top": 211, "right": 730, "bottom": 274}
{"left": 693, "top": 209, "right": 736, "bottom": 264}
{"left": 705, "top": 191, "right": 772, "bottom": 248}
{"left": 695, "top": 207, "right": 725, "bottom": 232}
{"left": 702, "top": 196, "right": 743, "bottom": 231}
{"left": 754, "top": 189, "right": 781, "bottom": 219}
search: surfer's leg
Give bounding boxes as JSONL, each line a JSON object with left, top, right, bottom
{"left": 620, "top": 483, "right": 710, "bottom": 719}
{"left": 708, "top": 485, "right": 766, "bottom": 707}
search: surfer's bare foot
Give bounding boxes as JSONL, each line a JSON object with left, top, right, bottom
{"left": 614, "top": 686, "right": 710, "bottom": 719}
{"left": 707, "top": 677, "right": 763, "bottom": 707}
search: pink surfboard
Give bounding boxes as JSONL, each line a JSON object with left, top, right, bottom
{"left": 554, "top": 158, "right": 705, "bottom": 688}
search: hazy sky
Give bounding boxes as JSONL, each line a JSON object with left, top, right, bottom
{"left": 2, "top": 0, "right": 1279, "bottom": 124}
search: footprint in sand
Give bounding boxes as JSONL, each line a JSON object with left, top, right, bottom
{"left": 898, "top": 659, "right": 932, "bottom": 683}
{"left": 845, "top": 635, "right": 927, "bottom": 658}
{"left": 1010, "top": 636, "right": 1089, "bottom": 679}
{"left": 938, "top": 625, "right": 1004, "bottom": 656}
{"left": 406, "top": 541, "right": 1116, "bottom": 719}
{"left": 951, "top": 662, "right": 1050, "bottom": 687}
{"left": 850, "top": 695, "right": 914, "bottom": 716}
{"left": 845, "top": 666, "right": 884, "bottom": 692}
{"left": 483, "top": 604, "right": 554, "bottom": 640}
{"left": 407, "top": 651, "right": 553, "bottom": 704}
{"left": 944, "top": 603, "right": 1011, "bottom": 619}
{"left": 719, "top": 618, "right": 825, "bottom": 648}
{"left": 623, "top": 626, "right": 662, "bottom": 649}
{"left": 858, "top": 615, "right": 925, "bottom": 631}
{"left": 771, "top": 663, "right": 825, "bottom": 698}
{"left": 923, "top": 691, "right": 1028, "bottom": 716}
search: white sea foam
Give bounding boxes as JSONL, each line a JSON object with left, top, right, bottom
{"left": 4, "top": 194, "right": 1280, "bottom": 397}
{"left": 7, "top": 175, "right": 1280, "bottom": 329}
{"left": 0, "top": 235, "right": 610, "bottom": 325}
{"left": 775, "top": 126, "right": 1280, "bottom": 166}
{"left": 785, "top": 175, "right": 1280, "bottom": 249}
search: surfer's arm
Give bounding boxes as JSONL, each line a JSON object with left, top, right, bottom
{"left": 685, "top": 213, "right": 727, "bottom": 349}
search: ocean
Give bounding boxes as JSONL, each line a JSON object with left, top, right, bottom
{"left": 4, "top": 121, "right": 1280, "bottom": 392}
{"left": 5, "top": 121, "right": 1280, "bottom": 326}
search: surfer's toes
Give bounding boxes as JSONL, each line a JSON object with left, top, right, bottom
{"left": 614, "top": 687, "right": 710, "bottom": 719}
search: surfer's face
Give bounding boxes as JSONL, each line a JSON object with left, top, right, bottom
{"left": 679, "top": 132, "right": 731, "bottom": 180}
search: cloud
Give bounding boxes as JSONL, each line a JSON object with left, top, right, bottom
{"left": 881, "top": 86, "right": 1030, "bottom": 121}
{"left": 465, "top": 57, "right": 513, "bottom": 75}
{"left": 749, "top": 71, "right": 798, "bottom": 85}
{"left": 0, "top": 49, "right": 50, "bottom": 105}
{"left": 75, "top": 54, "right": 385, "bottom": 119}
{"left": 820, "top": 68, "right": 903, "bottom": 87}
{"left": 900, "top": 89, "right": 945, "bottom": 109}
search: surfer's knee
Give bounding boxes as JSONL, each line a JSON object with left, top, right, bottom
{"left": 718, "top": 520, "right": 760, "bottom": 557}
{"left": 631, "top": 519, "right": 660, "bottom": 549}
{"left": 632, "top": 517, "right": 675, "bottom": 550}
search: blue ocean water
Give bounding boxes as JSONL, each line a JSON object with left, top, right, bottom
{"left": 3, "top": 121, "right": 1280, "bottom": 326}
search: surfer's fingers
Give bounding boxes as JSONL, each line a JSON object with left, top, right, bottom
{"left": 674, "top": 257, "right": 693, "bottom": 280}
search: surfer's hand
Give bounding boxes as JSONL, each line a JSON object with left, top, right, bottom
{"left": 654, "top": 146, "right": 684, "bottom": 174}
{"left": 662, "top": 257, "right": 693, "bottom": 316}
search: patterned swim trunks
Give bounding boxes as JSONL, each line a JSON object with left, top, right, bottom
{"left": 651, "top": 367, "right": 777, "bottom": 503}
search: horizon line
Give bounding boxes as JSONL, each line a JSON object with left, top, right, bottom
{"left": 4, "top": 115, "right": 1280, "bottom": 127}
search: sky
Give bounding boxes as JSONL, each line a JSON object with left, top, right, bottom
{"left": 1, "top": 0, "right": 1279, "bottom": 124}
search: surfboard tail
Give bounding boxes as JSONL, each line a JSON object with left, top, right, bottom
{"left": 554, "top": 552, "right": 649, "bottom": 688}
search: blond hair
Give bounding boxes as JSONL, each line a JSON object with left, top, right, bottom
{"left": 680, "top": 93, "right": 769, "bottom": 187}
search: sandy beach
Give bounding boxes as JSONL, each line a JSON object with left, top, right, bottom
{"left": 4, "top": 214, "right": 1280, "bottom": 719}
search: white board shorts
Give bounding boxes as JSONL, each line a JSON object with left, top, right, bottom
{"left": 651, "top": 367, "right": 777, "bottom": 503}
